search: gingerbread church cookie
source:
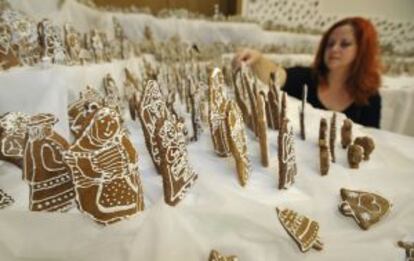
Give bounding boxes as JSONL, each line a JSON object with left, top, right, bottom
{"left": 278, "top": 119, "right": 297, "bottom": 189}
{"left": 23, "top": 113, "right": 75, "bottom": 212}
{"left": 225, "top": 100, "right": 250, "bottom": 187}
{"left": 339, "top": 188, "right": 391, "bottom": 230}
{"left": 64, "top": 107, "right": 144, "bottom": 225}
{"left": 0, "top": 188, "right": 14, "bottom": 209}
{"left": 209, "top": 249, "right": 238, "bottom": 261}
{"left": 155, "top": 116, "right": 198, "bottom": 206}
{"left": 276, "top": 207, "right": 323, "bottom": 252}
{"left": 0, "top": 112, "right": 29, "bottom": 168}
{"left": 208, "top": 68, "right": 230, "bottom": 157}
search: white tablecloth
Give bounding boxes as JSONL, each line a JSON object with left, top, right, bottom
{"left": 0, "top": 59, "right": 413, "bottom": 261}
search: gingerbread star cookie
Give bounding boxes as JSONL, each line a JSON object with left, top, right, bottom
{"left": 276, "top": 207, "right": 323, "bottom": 252}
{"left": 339, "top": 188, "right": 391, "bottom": 230}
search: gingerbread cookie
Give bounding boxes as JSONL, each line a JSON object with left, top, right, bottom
{"left": 68, "top": 86, "right": 102, "bottom": 138}
{"left": 155, "top": 116, "right": 198, "bottom": 206}
{"left": 138, "top": 80, "right": 170, "bottom": 173}
{"left": 23, "top": 113, "right": 75, "bottom": 212}
{"left": 276, "top": 207, "right": 323, "bottom": 252}
{"left": 319, "top": 118, "right": 330, "bottom": 175}
{"left": 0, "top": 112, "right": 29, "bottom": 168}
{"left": 299, "top": 84, "right": 308, "bottom": 140}
{"left": 241, "top": 65, "right": 258, "bottom": 136}
{"left": 225, "top": 100, "right": 250, "bottom": 187}
{"left": 398, "top": 241, "right": 414, "bottom": 261}
{"left": 209, "top": 250, "right": 238, "bottom": 261}
{"left": 339, "top": 188, "right": 391, "bottom": 230}
{"left": 103, "top": 73, "right": 122, "bottom": 113}
{"left": 278, "top": 119, "right": 297, "bottom": 189}
{"left": 38, "top": 19, "right": 66, "bottom": 64}
{"left": 0, "top": 188, "right": 14, "bottom": 209}
{"left": 341, "top": 119, "right": 352, "bottom": 149}
{"left": 268, "top": 72, "right": 280, "bottom": 130}
{"left": 233, "top": 69, "right": 252, "bottom": 131}
{"left": 347, "top": 144, "right": 364, "bottom": 169}
{"left": 90, "top": 29, "right": 104, "bottom": 63}
{"left": 64, "top": 107, "right": 144, "bottom": 225}
{"left": 64, "top": 23, "right": 81, "bottom": 64}
{"left": 208, "top": 68, "right": 230, "bottom": 157}
{"left": 256, "top": 91, "right": 269, "bottom": 167}
{"left": 354, "top": 136, "right": 375, "bottom": 160}
{"left": 329, "top": 112, "right": 337, "bottom": 163}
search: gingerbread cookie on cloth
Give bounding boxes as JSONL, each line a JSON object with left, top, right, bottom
{"left": 23, "top": 113, "right": 75, "bottom": 212}
{"left": 276, "top": 207, "right": 323, "bottom": 252}
{"left": 278, "top": 119, "right": 297, "bottom": 189}
{"left": 339, "top": 188, "right": 391, "bottom": 230}
{"left": 68, "top": 86, "right": 103, "bottom": 139}
{"left": 209, "top": 250, "right": 238, "bottom": 261}
{"left": 0, "top": 188, "right": 14, "bottom": 209}
{"left": 319, "top": 118, "right": 330, "bottom": 176}
{"left": 0, "top": 112, "right": 29, "bottom": 168}
{"left": 256, "top": 91, "right": 269, "bottom": 167}
{"left": 155, "top": 116, "right": 198, "bottom": 206}
{"left": 138, "top": 80, "right": 170, "bottom": 173}
{"left": 225, "top": 100, "right": 250, "bottom": 187}
{"left": 38, "top": 19, "right": 66, "bottom": 64}
{"left": 63, "top": 106, "right": 144, "bottom": 225}
{"left": 208, "top": 68, "right": 230, "bottom": 157}
{"left": 398, "top": 241, "right": 414, "bottom": 261}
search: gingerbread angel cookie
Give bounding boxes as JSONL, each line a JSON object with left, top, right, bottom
{"left": 155, "top": 116, "right": 198, "bottom": 206}
{"left": 276, "top": 207, "right": 323, "bottom": 252}
{"left": 23, "top": 114, "right": 75, "bottom": 212}
{"left": 208, "top": 68, "right": 230, "bottom": 157}
{"left": 225, "top": 100, "right": 250, "bottom": 187}
{"left": 339, "top": 188, "right": 391, "bottom": 230}
{"left": 138, "top": 80, "right": 170, "bottom": 173}
{"left": 209, "top": 250, "right": 238, "bottom": 261}
{"left": 278, "top": 119, "right": 297, "bottom": 189}
{"left": 0, "top": 188, "right": 14, "bottom": 209}
{"left": 63, "top": 107, "right": 144, "bottom": 225}
{"left": 0, "top": 112, "right": 29, "bottom": 168}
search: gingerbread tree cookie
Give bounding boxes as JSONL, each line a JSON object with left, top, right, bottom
{"left": 23, "top": 114, "right": 75, "bottom": 212}
{"left": 208, "top": 68, "right": 230, "bottom": 157}
{"left": 64, "top": 107, "right": 144, "bottom": 225}
{"left": 138, "top": 80, "right": 170, "bottom": 173}
{"left": 0, "top": 112, "right": 29, "bottom": 168}
{"left": 209, "top": 250, "right": 238, "bottom": 261}
{"left": 155, "top": 116, "right": 198, "bottom": 206}
{"left": 339, "top": 188, "right": 391, "bottom": 230}
{"left": 278, "top": 119, "right": 297, "bottom": 189}
{"left": 225, "top": 100, "right": 250, "bottom": 187}
{"left": 276, "top": 207, "right": 323, "bottom": 252}
{"left": 0, "top": 188, "right": 14, "bottom": 209}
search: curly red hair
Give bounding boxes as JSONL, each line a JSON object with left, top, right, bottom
{"left": 313, "top": 17, "right": 381, "bottom": 105}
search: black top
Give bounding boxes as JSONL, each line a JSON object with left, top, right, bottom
{"left": 282, "top": 66, "right": 381, "bottom": 128}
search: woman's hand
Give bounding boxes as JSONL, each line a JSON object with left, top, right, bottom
{"left": 232, "top": 48, "right": 262, "bottom": 70}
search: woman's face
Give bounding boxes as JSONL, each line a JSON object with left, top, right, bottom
{"left": 324, "top": 24, "right": 357, "bottom": 72}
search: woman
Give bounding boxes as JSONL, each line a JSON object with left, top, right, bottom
{"left": 233, "top": 17, "right": 382, "bottom": 128}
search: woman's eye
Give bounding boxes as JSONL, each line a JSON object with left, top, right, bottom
{"left": 340, "top": 41, "right": 352, "bottom": 48}
{"left": 327, "top": 41, "right": 335, "bottom": 48}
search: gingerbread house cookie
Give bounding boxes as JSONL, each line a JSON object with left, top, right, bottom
{"left": 225, "top": 100, "right": 250, "bottom": 187}
{"left": 208, "top": 68, "right": 230, "bottom": 157}
{"left": 276, "top": 207, "right": 323, "bottom": 252}
{"left": 155, "top": 116, "right": 198, "bottom": 206}
{"left": 138, "top": 80, "right": 170, "bottom": 173}
{"left": 0, "top": 112, "right": 29, "bottom": 168}
{"left": 278, "top": 119, "right": 297, "bottom": 189}
{"left": 0, "top": 188, "right": 14, "bottom": 209}
{"left": 23, "top": 113, "right": 75, "bottom": 212}
{"left": 339, "top": 188, "right": 391, "bottom": 230}
{"left": 209, "top": 250, "right": 238, "bottom": 261}
{"left": 64, "top": 107, "right": 144, "bottom": 225}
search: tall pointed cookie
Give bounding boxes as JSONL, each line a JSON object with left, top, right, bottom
{"left": 23, "top": 114, "right": 75, "bottom": 212}
{"left": 276, "top": 207, "right": 323, "bottom": 252}
{"left": 155, "top": 116, "right": 198, "bottom": 206}
{"left": 225, "top": 100, "right": 250, "bottom": 186}
{"left": 339, "top": 188, "right": 391, "bottom": 230}
{"left": 64, "top": 107, "right": 144, "bottom": 225}
{"left": 278, "top": 119, "right": 297, "bottom": 189}
{"left": 209, "top": 249, "right": 238, "bottom": 261}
